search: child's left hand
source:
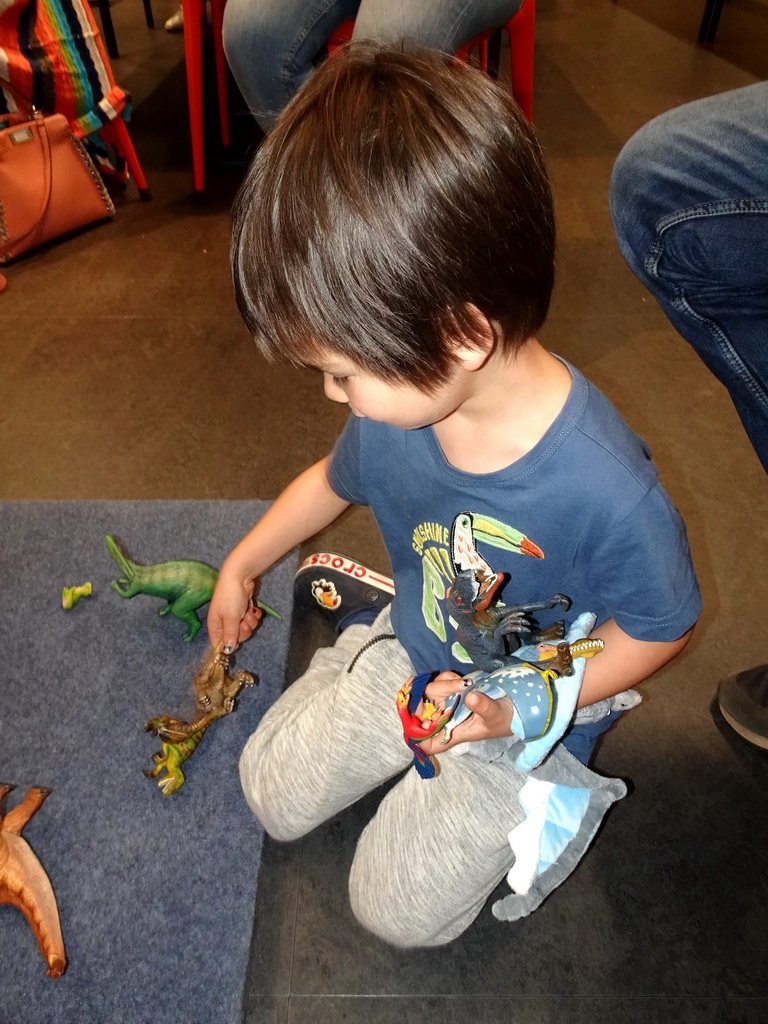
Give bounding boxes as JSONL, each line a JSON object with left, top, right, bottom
{"left": 415, "top": 672, "right": 514, "bottom": 755}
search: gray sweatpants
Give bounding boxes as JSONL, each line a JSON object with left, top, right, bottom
{"left": 239, "top": 607, "right": 621, "bottom": 947}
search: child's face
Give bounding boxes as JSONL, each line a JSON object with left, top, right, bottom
{"left": 317, "top": 354, "right": 468, "bottom": 430}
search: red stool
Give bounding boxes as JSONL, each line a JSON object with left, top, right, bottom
{"left": 327, "top": 0, "right": 535, "bottom": 122}
{"left": 182, "top": 0, "right": 230, "bottom": 192}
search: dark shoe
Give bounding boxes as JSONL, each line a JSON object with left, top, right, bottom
{"left": 294, "top": 553, "right": 394, "bottom": 633}
{"left": 717, "top": 665, "right": 768, "bottom": 750}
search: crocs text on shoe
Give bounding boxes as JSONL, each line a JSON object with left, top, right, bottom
{"left": 295, "top": 553, "right": 394, "bottom": 633}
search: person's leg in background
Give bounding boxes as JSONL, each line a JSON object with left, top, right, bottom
{"left": 351, "top": 0, "right": 523, "bottom": 54}
{"left": 609, "top": 82, "right": 768, "bottom": 471}
{"left": 223, "top": 0, "right": 524, "bottom": 133}
{"left": 609, "top": 82, "right": 768, "bottom": 748}
{"left": 223, "top": 0, "right": 361, "bottom": 132}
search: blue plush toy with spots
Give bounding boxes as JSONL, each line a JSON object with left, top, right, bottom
{"left": 440, "top": 618, "right": 604, "bottom": 750}
{"left": 442, "top": 661, "right": 557, "bottom": 743}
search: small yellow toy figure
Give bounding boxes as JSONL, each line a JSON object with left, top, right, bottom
{"left": 61, "top": 582, "right": 92, "bottom": 609}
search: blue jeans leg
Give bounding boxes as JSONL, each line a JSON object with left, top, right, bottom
{"left": 609, "top": 82, "right": 768, "bottom": 472}
{"left": 223, "top": 0, "right": 523, "bottom": 131}
{"left": 223, "top": 0, "right": 359, "bottom": 129}
{"left": 352, "top": 0, "right": 523, "bottom": 53}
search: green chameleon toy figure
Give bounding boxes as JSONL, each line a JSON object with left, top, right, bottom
{"left": 105, "top": 534, "right": 280, "bottom": 641}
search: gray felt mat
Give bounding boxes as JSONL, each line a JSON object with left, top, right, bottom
{"left": 0, "top": 501, "right": 296, "bottom": 1024}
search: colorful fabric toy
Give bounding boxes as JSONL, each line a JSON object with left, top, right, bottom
{"left": 395, "top": 672, "right": 450, "bottom": 779}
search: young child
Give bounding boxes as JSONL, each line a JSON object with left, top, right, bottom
{"left": 208, "top": 43, "right": 701, "bottom": 947}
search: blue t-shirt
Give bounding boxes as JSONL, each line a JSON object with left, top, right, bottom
{"left": 328, "top": 361, "right": 701, "bottom": 675}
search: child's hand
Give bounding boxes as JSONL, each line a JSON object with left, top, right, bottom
{"left": 423, "top": 671, "right": 468, "bottom": 709}
{"left": 207, "top": 568, "right": 263, "bottom": 652}
{"left": 416, "top": 673, "right": 514, "bottom": 755}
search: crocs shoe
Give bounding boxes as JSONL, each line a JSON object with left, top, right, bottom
{"left": 295, "top": 553, "right": 394, "bottom": 633}
{"left": 717, "top": 664, "right": 768, "bottom": 750}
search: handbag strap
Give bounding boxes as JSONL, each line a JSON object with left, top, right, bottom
{"left": 0, "top": 110, "right": 55, "bottom": 259}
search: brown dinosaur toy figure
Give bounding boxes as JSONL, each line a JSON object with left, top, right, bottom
{"left": 144, "top": 644, "right": 257, "bottom": 794}
{"left": 0, "top": 785, "right": 66, "bottom": 978}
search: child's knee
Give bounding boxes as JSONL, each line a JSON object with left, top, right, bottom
{"left": 239, "top": 776, "right": 308, "bottom": 843}
{"left": 238, "top": 731, "right": 314, "bottom": 843}
{"left": 347, "top": 826, "right": 473, "bottom": 948}
{"left": 348, "top": 866, "right": 454, "bottom": 948}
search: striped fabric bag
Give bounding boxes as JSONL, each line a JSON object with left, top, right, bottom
{"left": 0, "top": 0, "right": 127, "bottom": 137}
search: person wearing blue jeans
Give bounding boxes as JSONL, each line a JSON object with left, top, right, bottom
{"left": 222, "top": 0, "right": 523, "bottom": 132}
{"left": 610, "top": 82, "right": 768, "bottom": 750}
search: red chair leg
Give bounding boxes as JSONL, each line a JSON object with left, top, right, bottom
{"left": 456, "top": 35, "right": 491, "bottom": 70}
{"left": 327, "top": 17, "right": 355, "bottom": 55}
{"left": 508, "top": 0, "right": 535, "bottom": 122}
{"left": 99, "top": 116, "right": 152, "bottom": 200}
{"left": 182, "top": 0, "right": 205, "bottom": 191}
{"left": 210, "top": 0, "right": 230, "bottom": 147}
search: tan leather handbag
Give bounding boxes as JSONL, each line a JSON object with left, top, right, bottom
{"left": 0, "top": 102, "right": 115, "bottom": 270}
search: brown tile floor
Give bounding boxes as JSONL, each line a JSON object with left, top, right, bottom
{"left": 2, "top": 0, "right": 768, "bottom": 1021}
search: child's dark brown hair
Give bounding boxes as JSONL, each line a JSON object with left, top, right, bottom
{"left": 232, "top": 42, "right": 555, "bottom": 389}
